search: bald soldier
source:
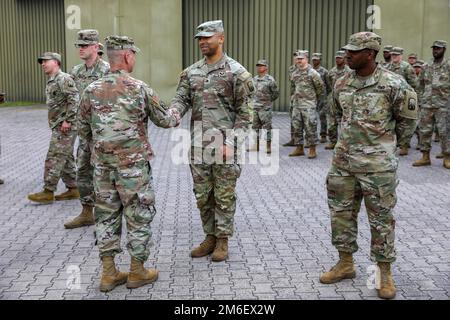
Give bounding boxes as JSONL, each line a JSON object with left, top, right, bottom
{"left": 170, "top": 20, "right": 254, "bottom": 262}
{"left": 64, "top": 30, "right": 111, "bottom": 230}
{"left": 320, "top": 32, "right": 418, "bottom": 300}
{"left": 78, "top": 36, "right": 180, "bottom": 292}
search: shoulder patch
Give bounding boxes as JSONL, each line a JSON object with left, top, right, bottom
{"left": 400, "top": 89, "right": 419, "bottom": 120}
{"left": 238, "top": 71, "right": 252, "bottom": 82}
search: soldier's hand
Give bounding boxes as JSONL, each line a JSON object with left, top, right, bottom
{"left": 169, "top": 108, "right": 181, "bottom": 127}
{"left": 220, "top": 145, "right": 234, "bottom": 162}
{"left": 61, "top": 121, "right": 72, "bottom": 134}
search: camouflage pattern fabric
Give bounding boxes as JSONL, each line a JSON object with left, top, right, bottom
{"left": 171, "top": 54, "right": 253, "bottom": 238}
{"left": 387, "top": 60, "right": 418, "bottom": 90}
{"left": 290, "top": 65, "right": 325, "bottom": 146}
{"left": 252, "top": 74, "right": 279, "bottom": 141}
{"left": 71, "top": 57, "right": 110, "bottom": 207}
{"left": 314, "top": 65, "right": 331, "bottom": 137}
{"left": 288, "top": 65, "right": 298, "bottom": 140}
{"left": 78, "top": 69, "right": 178, "bottom": 260}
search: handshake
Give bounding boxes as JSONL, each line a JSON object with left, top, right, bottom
{"left": 168, "top": 108, "right": 182, "bottom": 127}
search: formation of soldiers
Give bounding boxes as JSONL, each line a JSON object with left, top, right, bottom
{"left": 5, "top": 19, "right": 447, "bottom": 300}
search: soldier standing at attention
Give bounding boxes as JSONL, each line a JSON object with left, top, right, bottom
{"left": 412, "top": 60, "right": 426, "bottom": 150}
{"left": 169, "top": 20, "right": 254, "bottom": 262}
{"left": 283, "top": 51, "right": 300, "bottom": 147}
{"left": 64, "top": 29, "right": 111, "bottom": 229}
{"left": 312, "top": 53, "right": 331, "bottom": 144}
{"left": 380, "top": 45, "right": 393, "bottom": 68}
{"left": 247, "top": 59, "right": 280, "bottom": 154}
{"left": 78, "top": 36, "right": 180, "bottom": 292}
{"left": 28, "top": 53, "right": 79, "bottom": 204}
{"left": 319, "top": 32, "right": 418, "bottom": 300}
{"left": 408, "top": 53, "right": 418, "bottom": 66}
{"left": 413, "top": 40, "right": 450, "bottom": 168}
{"left": 325, "top": 50, "right": 351, "bottom": 151}
{"left": 289, "top": 50, "right": 325, "bottom": 159}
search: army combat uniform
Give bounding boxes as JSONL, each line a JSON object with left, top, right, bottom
{"left": 252, "top": 60, "right": 280, "bottom": 144}
{"left": 312, "top": 53, "right": 331, "bottom": 142}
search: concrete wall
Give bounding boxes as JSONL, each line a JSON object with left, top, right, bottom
{"left": 374, "top": 0, "right": 450, "bottom": 61}
{"left": 64, "top": 0, "right": 182, "bottom": 103}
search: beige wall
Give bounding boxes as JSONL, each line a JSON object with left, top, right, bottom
{"left": 375, "top": 0, "right": 450, "bottom": 61}
{"left": 64, "top": 0, "right": 182, "bottom": 103}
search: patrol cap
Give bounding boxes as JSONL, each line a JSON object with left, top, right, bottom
{"left": 256, "top": 59, "right": 268, "bottom": 67}
{"left": 408, "top": 53, "right": 418, "bottom": 59}
{"left": 412, "top": 59, "right": 425, "bottom": 68}
{"left": 194, "top": 20, "right": 224, "bottom": 39}
{"left": 297, "top": 50, "right": 309, "bottom": 59}
{"left": 75, "top": 29, "right": 100, "bottom": 46}
{"left": 38, "top": 52, "right": 61, "bottom": 64}
{"left": 335, "top": 50, "right": 346, "bottom": 58}
{"left": 312, "top": 53, "right": 322, "bottom": 60}
{"left": 343, "top": 32, "right": 382, "bottom": 52}
{"left": 105, "top": 35, "right": 140, "bottom": 53}
{"left": 431, "top": 40, "right": 447, "bottom": 48}
{"left": 98, "top": 43, "right": 104, "bottom": 56}
{"left": 390, "top": 47, "right": 404, "bottom": 55}
{"left": 383, "top": 45, "right": 393, "bottom": 52}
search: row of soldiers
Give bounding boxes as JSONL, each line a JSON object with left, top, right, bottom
{"left": 13, "top": 19, "right": 447, "bottom": 300}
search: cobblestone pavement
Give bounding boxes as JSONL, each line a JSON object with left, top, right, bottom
{"left": 0, "top": 105, "right": 449, "bottom": 300}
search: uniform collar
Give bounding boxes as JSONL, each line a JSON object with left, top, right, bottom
{"left": 48, "top": 69, "right": 62, "bottom": 83}
{"left": 198, "top": 54, "right": 228, "bottom": 73}
{"left": 347, "top": 65, "right": 382, "bottom": 89}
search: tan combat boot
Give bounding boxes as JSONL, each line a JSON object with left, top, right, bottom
{"left": 28, "top": 189, "right": 54, "bottom": 204}
{"left": 127, "top": 257, "right": 159, "bottom": 289}
{"left": 289, "top": 145, "right": 305, "bottom": 157}
{"left": 64, "top": 205, "right": 95, "bottom": 229}
{"left": 377, "top": 262, "right": 396, "bottom": 300}
{"left": 283, "top": 139, "right": 295, "bottom": 147}
{"left": 325, "top": 143, "right": 336, "bottom": 150}
{"left": 212, "top": 238, "right": 229, "bottom": 262}
{"left": 399, "top": 146, "right": 409, "bottom": 156}
{"left": 266, "top": 141, "right": 272, "bottom": 154}
{"left": 444, "top": 155, "right": 450, "bottom": 169}
{"left": 320, "top": 135, "right": 327, "bottom": 144}
{"left": 436, "top": 153, "right": 444, "bottom": 159}
{"left": 55, "top": 188, "right": 80, "bottom": 201}
{"left": 319, "top": 252, "right": 356, "bottom": 284}
{"left": 413, "top": 151, "right": 431, "bottom": 167}
{"left": 191, "top": 235, "right": 216, "bottom": 258}
{"left": 308, "top": 146, "right": 317, "bottom": 159}
{"left": 99, "top": 256, "right": 128, "bottom": 292}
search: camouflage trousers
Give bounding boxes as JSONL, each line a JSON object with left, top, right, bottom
{"left": 93, "top": 162, "right": 157, "bottom": 262}
{"left": 76, "top": 140, "right": 95, "bottom": 207}
{"left": 44, "top": 128, "right": 77, "bottom": 192}
{"left": 318, "top": 99, "right": 328, "bottom": 137}
{"left": 190, "top": 163, "right": 241, "bottom": 238}
{"left": 252, "top": 108, "right": 273, "bottom": 141}
{"left": 327, "top": 166, "right": 398, "bottom": 263}
{"left": 292, "top": 105, "right": 319, "bottom": 147}
{"left": 419, "top": 107, "right": 446, "bottom": 152}
{"left": 445, "top": 107, "right": 450, "bottom": 155}
{"left": 327, "top": 114, "right": 339, "bottom": 145}
{"left": 289, "top": 101, "right": 294, "bottom": 141}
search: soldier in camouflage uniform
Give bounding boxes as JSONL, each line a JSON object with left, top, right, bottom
{"left": 98, "top": 43, "right": 105, "bottom": 57}
{"left": 170, "top": 21, "right": 254, "bottom": 262}
{"left": 320, "top": 32, "right": 418, "bottom": 300}
{"left": 312, "top": 53, "right": 331, "bottom": 144}
{"left": 289, "top": 50, "right": 325, "bottom": 159}
{"left": 247, "top": 59, "right": 280, "bottom": 154}
{"left": 414, "top": 40, "right": 450, "bottom": 169}
{"left": 408, "top": 53, "right": 418, "bottom": 66}
{"left": 380, "top": 45, "right": 393, "bottom": 68}
{"left": 388, "top": 47, "right": 418, "bottom": 156}
{"left": 283, "top": 51, "right": 300, "bottom": 147}
{"left": 412, "top": 60, "right": 426, "bottom": 150}
{"left": 325, "top": 50, "right": 351, "bottom": 150}
{"left": 64, "top": 30, "right": 111, "bottom": 230}
{"left": 28, "top": 53, "right": 79, "bottom": 204}
{"left": 78, "top": 36, "right": 180, "bottom": 292}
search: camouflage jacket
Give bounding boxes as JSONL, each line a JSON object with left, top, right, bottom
{"left": 70, "top": 57, "right": 110, "bottom": 94}
{"left": 380, "top": 61, "right": 391, "bottom": 69}
{"left": 415, "top": 70, "right": 427, "bottom": 105}
{"left": 313, "top": 65, "right": 332, "bottom": 98}
{"left": 171, "top": 54, "right": 254, "bottom": 152}
{"left": 45, "top": 70, "right": 79, "bottom": 130}
{"left": 328, "top": 65, "right": 351, "bottom": 89}
{"left": 78, "top": 70, "right": 178, "bottom": 168}
{"left": 252, "top": 74, "right": 279, "bottom": 110}
{"left": 290, "top": 65, "right": 325, "bottom": 108}
{"left": 387, "top": 60, "right": 418, "bottom": 90}
{"left": 331, "top": 65, "right": 418, "bottom": 173}
{"left": 423, "top": 59, "right": 450, "bottom": 109}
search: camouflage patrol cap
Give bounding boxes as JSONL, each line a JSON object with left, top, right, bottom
{"left": 335, "top": 50, "right": 346, "bottom": 58}
{"left": 75, "top": 29, "right": 99, "bottom": 46}
{"left": 408, "top": 53, "right": 418, "bottom": 59}
{"left": 297, "top": 50, "right": 309, "bottom": 59}
{"left": 390, "top": 47, "right": 404, "bottom": 55}
{"left": 37, "top": 52, "right": 61, "bottom": 64}
{"left": 383, "top": 45, "right": 393, "bottom": 52}
{"left": 105, "top": 35, "right": 140, "bottom": 53}
{"left": 98, "top": 43, "right": 104, "bottom": 56}
{"left": 412, "top": 60, "right": 425, "bottom": 68}
{"left": 194, "top": 20, "right": 224, "bottom": 39}
{"left": 431, "top": 40, "right": 447, "bottom": 48}
{"left": 256, "top": 59, "right": 268, "bottom": 67}
{"left": 312, "top": 53, "right": 322, "bottom": 60}
{"left": 343, "top": 32, "right": 382, "bottom": 52}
